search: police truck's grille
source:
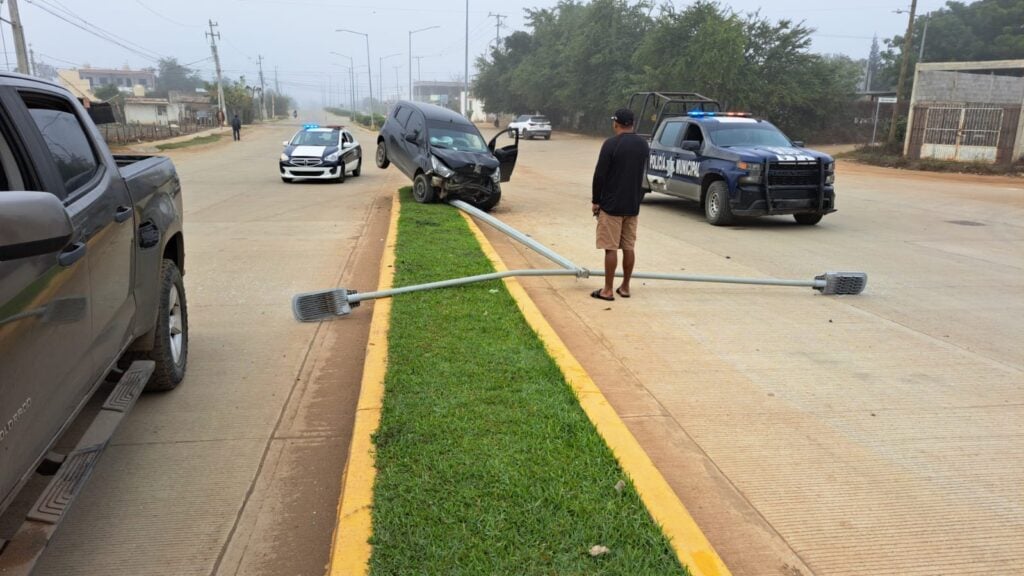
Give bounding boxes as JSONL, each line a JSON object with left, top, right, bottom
{"left": 767, "top": 162, "right": 819, "bottom": 187}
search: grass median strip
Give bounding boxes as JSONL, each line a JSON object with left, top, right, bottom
{"left": 155, "top": 133, "right": 221, "bottom": 151}
{"left": 368, "top": 188, "right": 689, "bottom": 575}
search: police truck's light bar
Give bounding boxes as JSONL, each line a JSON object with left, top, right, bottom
{"left": 687, "top": 111, "right": 752, "bottom": 118}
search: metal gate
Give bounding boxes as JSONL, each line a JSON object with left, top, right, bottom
{"left": 921, "top": 106, "right": 1003, "bottom": 163}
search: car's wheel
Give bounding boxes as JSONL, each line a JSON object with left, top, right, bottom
{"left": 704, "top": 180, "right": 734, "bottom": 226}
{"left": 281, "top": 177, "right": 293, "bottom": 183}
{"left": 375, "top": 141, "right": 389, "bottom": 169}
{"left": 412, "top": 173, "right": 436, "bottom": 203}
{"left": 794, "top": 213, "right": 823, "bottom": 225}
{"left": 134, "top": 259, "right": 188, "bottom": 391}
{"left": 544, "top": 134, "right": 550, "bottom": 140}
{"left": 469, "top": 190, "right": 501, "bottom": 212}
{"left": 336, "top": 167, "right": 346, "bottom": 183}
{"left": 352, "top": 157, "right": 362, "bottom": 177}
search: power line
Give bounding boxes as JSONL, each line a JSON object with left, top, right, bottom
{"left": 25, "top": 0, "right": 166, "bottom": 62}
{"left": 132, "top": 0, "right": 203, "bottom": 28}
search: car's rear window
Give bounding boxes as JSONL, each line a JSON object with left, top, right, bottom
{"left": 530, "top": 116, "right": 549, "bottom": 123}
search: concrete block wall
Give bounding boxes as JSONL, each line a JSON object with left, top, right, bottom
{"left": 915, "top": 70, "right": 1024, "bottom": 106}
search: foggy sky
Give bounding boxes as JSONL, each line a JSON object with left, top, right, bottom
{"left": 8, "top": 0, "right": 947, "bottom": 106}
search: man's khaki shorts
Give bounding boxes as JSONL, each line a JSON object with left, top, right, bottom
{"left": 596, "top": 211, "right": 638, "bottom": 250}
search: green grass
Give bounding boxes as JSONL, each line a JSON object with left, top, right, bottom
{"left": 368, "top": 189, "right": 689, "bottom": 575}
{"left": 155, "top": 133, "right": 221, "bottom": 151}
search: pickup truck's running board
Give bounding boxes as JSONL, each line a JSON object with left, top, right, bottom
{"left": 0, "top": 361, "right": 154, "bottom": 575}
{"left": 292, "top": 200, "right": 867, "bottom": 322}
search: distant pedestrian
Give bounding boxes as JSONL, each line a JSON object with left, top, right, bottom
{"left": 231, "top": 113, "right": 242, "bottom": 141}
{"left": 590, "top": 108, "right": 649, "bottom": 301}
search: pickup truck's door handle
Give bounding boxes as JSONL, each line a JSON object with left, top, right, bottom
{"left": 114, "top": 205, "right": 133, "bottom": 223}
{"left": 58, "top": 242, "right": 86, "bottom": 267}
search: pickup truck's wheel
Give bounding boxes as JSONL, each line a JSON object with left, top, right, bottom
{"left": 352, "top": 158, "right": 362, "bottom": 177}
{"left": 412, "top": 173, "right": 436, "bottom": 203}
{"left": 138, "top": 259, "right": 188, "bottom": 391}
{"left": 704, "top": 181, "right": 734, "bottom": 226}
{"left": 794, "top": 213, "right": 823, "bottom": 225}
{"left": 375, "top": 142, "right": 390, "bottom": 169}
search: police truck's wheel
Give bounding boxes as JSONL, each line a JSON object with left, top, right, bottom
{"left": 375, "top": 142, "right": 389, "bottom": 169}
{"left": 794, "top": 213, "right": 823, "bottom": 225}
{"left": 705, "top": 181, "right": 734, "bottom": 226}
{"left": 352, "top": 158, "right": 362, "bottom": 177}
{"left": 132, "top": 259, "right": 188, "bottom": 392}
{"left": 412, "top": 173, "right": 436, "bottom": 203}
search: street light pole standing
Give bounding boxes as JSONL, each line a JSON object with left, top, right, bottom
{"left": 337, "top": 29, "right": 374, "bottom": 129}
{"left": 331, "top": 52, "right": 357, "bottom": 116}
{"left": 379, "top": 52, "right": 400, "bottom": 112}
{"left": 888, "top": 0, "right": 917, "bottom": 146}
{"left": 409, "top": 26, "right": 439, "bottom": 103}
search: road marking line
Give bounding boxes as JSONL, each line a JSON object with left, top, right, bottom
{"left": 463, "top": 212, "right": 732, "bottom": 576}
{"left": 327, "top": 192, "right": 400, "bottom": 576}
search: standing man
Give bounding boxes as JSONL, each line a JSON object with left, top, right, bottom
{"left": 591, "top": 108, "right": 650, "bottom": 301}
{"left": 231, "top": 113, "right": 242, "bottom": 141}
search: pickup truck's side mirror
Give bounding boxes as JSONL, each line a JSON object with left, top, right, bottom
{"left": 792, "top": 140, "right": 805, "bottom": 148}
{"left": 0, "top": 192, "right": 74, "bottom": 261}
{"left": 680, "top": 140, "right": 701, "bottom": 152}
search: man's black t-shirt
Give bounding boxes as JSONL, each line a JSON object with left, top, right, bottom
{"left": 591, "top": 132, "right": 650, "bottom": 216}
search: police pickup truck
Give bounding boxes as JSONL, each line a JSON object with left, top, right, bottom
{"left": 645, "top": 111, "right": 836, "bottom": 226}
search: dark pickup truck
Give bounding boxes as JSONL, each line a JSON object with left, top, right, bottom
{"left": 0, "top": 73, "right": 188, "bottom": 570}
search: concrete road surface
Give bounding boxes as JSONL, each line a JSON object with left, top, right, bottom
{"left": 33, "top": 114, "right": 399, "bottom": 576}
{"left": 477, "top": 129, "right": 1024, "bottom": 575}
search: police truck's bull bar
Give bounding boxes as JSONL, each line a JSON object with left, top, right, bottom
{"left": 292, "top": 200, "right": 866, "bottom": 322}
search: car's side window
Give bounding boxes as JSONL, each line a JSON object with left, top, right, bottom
{"left": 658, "top": 122, "right": 684, "bottom": 147}
{"left": 0, "top": 124, "right": 26, "bottom": 192}
{"left": 683, "top": 123, "right": 705, "bottom": 147}
{"left": 406, "top": 112, "right": 425, "bottom": 142}
{"left": 395, "top": 106, "right": 413, "bottom": 128}
{"left": 20, "top": 92, "right": 100, "bottom": 200}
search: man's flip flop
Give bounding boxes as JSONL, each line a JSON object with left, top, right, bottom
{"left": 590, "top": 289, "right": 614, "bottom": 302}
{"left": 616, "top": 288, "right": 631, "bottom": 298}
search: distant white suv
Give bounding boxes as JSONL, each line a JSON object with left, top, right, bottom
{"left": 508, "top": 115, "right": 552, "bottom": 140}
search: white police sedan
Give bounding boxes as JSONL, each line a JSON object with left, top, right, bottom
{"left": 280, "top": 124, "right": 362, "bottom": 183}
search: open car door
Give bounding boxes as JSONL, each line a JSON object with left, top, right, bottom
{"left": 487, "top": 128, "right": 519, "bottom": 182}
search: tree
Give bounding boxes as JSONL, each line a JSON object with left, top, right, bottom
{"left": 154, "top": 58, "right": 204, "bottom": 97}
{"left": 878, "top": 0, "right": 1024, "bottom": 90}
{"left": 865, "top": 35, "right": 882, "bottom": 91}
{"left": 93, "top": 83, "right": 122, "bottom": 101}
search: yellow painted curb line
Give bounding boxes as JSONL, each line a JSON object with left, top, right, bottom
{"left": 462, "top": 212, "right": 732, "bottom": 576}
{"left": 327, "top": 192, "right": 400, "bottom": 576}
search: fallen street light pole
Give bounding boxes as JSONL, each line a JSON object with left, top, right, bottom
{"left": 291, "top": 200, "right": 867, "bottom": 322}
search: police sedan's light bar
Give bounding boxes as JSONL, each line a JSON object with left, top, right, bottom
{"left": 303, "top": 123, "right": 320, "bottom": 129}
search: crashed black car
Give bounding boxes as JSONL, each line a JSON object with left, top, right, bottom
{"left": 375, "top": 101, "right": 518, "bottom": 211}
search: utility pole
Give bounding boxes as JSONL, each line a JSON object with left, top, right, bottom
{"left": 463, "top": 0, "right": 469, "bottom": 115}
{"left": 413, "top": 56, "right": 424, "bottom": 101}
{"left": 8, "top": 0, "right": 30, "bottom": 75}
{"left": 888, "top": 0, "right": 917, "bottom": 146}
{"left": 275, "top": 66, "right": 280, "bottom": 93}
{"left": 28, "top": 43, "right": 35, "bottom": 76}
{"left": 487, "top": 12, "right": 506, "bottom": 51}
{"left": 206, "top": 20, "right": 227, "bottom": 126}
{"left": 257, "top": 54, "right": 267, "bottom": 120}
